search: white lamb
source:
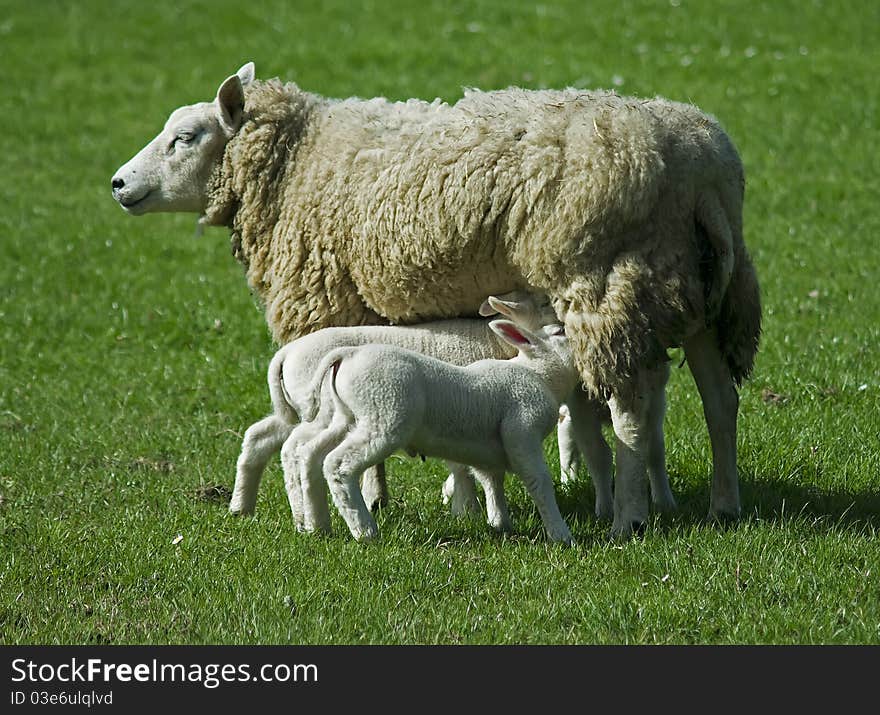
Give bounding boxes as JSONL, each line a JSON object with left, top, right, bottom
{"left": 285, "top": 318, "right": 579, "bottom": 544}
{"left": 231, "top": 291, "right": 556, "bottom": 520}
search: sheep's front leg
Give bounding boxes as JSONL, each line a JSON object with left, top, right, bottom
{"left": 471, "top": 469, "right": 511, "bottom": 533}
{"left": 441, "top": 462, "right": 481, "bottom": 518}
{"left": 608, "top": 365, "right": 670, "bottom": 539}
{"left": 504, "top": 432, "right": 573, "bottom": 545}
{"left": 683, "top": 328, "right": 740, "bottom": 519}
{"left": 360, "top": 463, "right": 388, "bottom": 512}
{"left": 562, "top": 389, "right": 614, "bottom": 520}
{"left": 322, "top": 427, "right": 384, "bottom": 542}
{"left": 230, "top": 415, "right": 292, "bottom": 515}
{"left": 557, "top": 404, "right": 580, "bottom": 484}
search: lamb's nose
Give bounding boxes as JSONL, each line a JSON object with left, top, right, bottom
{"left": 111, "top": 177, "right": 125, "bottom": 191}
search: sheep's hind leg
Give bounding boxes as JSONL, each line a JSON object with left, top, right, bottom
{"left": 361, "top": 463, "right": 388, "bottom": 512}
{"left": 646, "top": 361, "right": 677, "bottom": 514}
{"left": 683, "top": 328, "right": 741, "bottom": 520}
{"left": 471, "top": 469, "right": 511, "bottom": 533}
{"left": 230, "top": 415, "right": 292, "bottom": 515}
{"left": 323, "top": 427, "right": 390, "bottom": 542}
{"left": 563, "top": 389, "right": 614, "bottom": 520}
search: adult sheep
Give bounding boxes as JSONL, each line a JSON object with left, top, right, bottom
{"left": 111, "top": 62, "right": 761, "bottom": 538}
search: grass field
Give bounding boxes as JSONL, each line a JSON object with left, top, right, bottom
{"left": 1, "top": 0, "right": 878, "bottom": 644}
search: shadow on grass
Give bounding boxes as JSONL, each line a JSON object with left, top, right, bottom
{"left": 554, "top": 467, "right": 880, "bottom": 535}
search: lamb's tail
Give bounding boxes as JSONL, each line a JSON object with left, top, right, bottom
{"left": 716, "top": 246, "right": 762, "bottom": 385}
{"left": 298, "top": 347, "right": 355, "bottom": 423}
{"left": 267, "top": 346, "right": 300, "bottom": 425}
{"left": 695, "top": 189, "right": 735, "bottom": 322}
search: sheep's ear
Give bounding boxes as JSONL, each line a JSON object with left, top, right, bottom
{"left": 216, "top": 72, "right": 246, "bottom": 136}
{"left": 490, "top": 319, "right": 537, "bottom": 353}
{"left": 236, "top": 61, "right": 255, "bottom": 87}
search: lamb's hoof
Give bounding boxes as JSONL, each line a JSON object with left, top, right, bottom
{"left": 441, "top": 475, "right": 455, "bottom": 506}
{"left": 451, "top": 496, "right": 482, "bottom": 519}
{"left": 488, "top": 518, "right": 514, "bottom": 534}
{"left": 361, "top": 485, "right": 389, "bottom": 512}
{"left": 354, "top": 528, "right": 380, "bottom": 543}
{"left": 228, "top": 504, "right": 254, "bottom": 516}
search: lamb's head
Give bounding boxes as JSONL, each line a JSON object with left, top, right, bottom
{"left": 479, "top": 290, "right": 558, "bottom": 331}
{"left": 488, "top": 319, "right": 578, "bottom": 401}
{"left": 111, "top": 62, "right": 255, "bottom": 215}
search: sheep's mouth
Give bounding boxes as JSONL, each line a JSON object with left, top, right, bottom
{"left": 119, "top": 191, "right": 152, "bottom": 211}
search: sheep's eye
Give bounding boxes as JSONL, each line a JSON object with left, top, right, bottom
{"left": 169, "top": 132, "right": 195, "bottom": 152}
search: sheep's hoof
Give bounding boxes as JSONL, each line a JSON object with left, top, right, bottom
{"left": 546, "top": 525, "right": 574, "bottom": 545}
{"left": 594, "top": 502, "right": 614, "bottom": 522}
{"left": 651, "top": 493, "right": 678, "bottom": 515}
{"left": 608, "top": 520, "right": 647, "bottom": 542}
{"left": 707, "top": 508, "right": 741, "bottom": 529}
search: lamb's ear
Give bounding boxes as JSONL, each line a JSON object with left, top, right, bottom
{"left": 478, "top": 297, "right": 498, "bottom": 316}
{"left": 236, "top": 61, "right": 255, "bottom": 87}
{"left": 479, "top": 294, "right": 521, "bottom": 317}
{"left": 490, "top": 319, "right": 538, "bottom": 353}
{"left": 216, "top": 72, "right": 246, "bottom": 136}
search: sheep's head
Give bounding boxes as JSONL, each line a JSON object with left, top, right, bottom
{"left": 111, "top": 62, "right": 255, "bottom": 215}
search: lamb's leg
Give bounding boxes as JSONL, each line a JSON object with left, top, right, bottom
{"left": 683, "top": 328, "right": 741, "bottom": 519}
{"left": 280, "top": 430, "right": 306, "bottom": 531}
{"left": 563, "top": 389, "right": 614, "bottom": 520}
{"left": 471, "top": 469, "right": 511, "bottom": 533}
{"left": 504, "top": 431, "right": 573, "bottom": 545}
{"left": 279, "top": 417, "right": 329, "bottom": 531}
{"left": 323, "top": 427, "right": 387, "bottom": 542}
{"left": 230, "top": 415, "right": 292, "bottom": 515}
{"left": 360, "top": 463, "right": 388, "bottom": 512}
{"left": 607, "top": 368, "right": 660, "bottom": 540}
{"left": 294, "top": 413, "right": 351, "bottom": 534}
{"left": 645, "top": 361, "right": 677, "bottom": 514}
{"left": 442, "top": 462, "right": 481, "bottom": 518}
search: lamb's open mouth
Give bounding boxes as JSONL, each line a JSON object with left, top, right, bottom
{"left": 120, "top": 191, "right": 151, "bottom": 209}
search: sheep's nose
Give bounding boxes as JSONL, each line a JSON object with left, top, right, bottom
{"left": 111, "top": 177, "right": 125, "bottom": 191}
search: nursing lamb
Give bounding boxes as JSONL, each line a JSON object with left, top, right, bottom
{"left": 286, "top": 319, "right": 579, "bottom": 543}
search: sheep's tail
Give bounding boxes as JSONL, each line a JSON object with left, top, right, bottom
{"left": 298, "top": 347, "right": 355, "bottom": 423}
{"left": 266, "top": 346, "right": 301, "bottom": 424}
{"left": 695, "top": 189, "right": 735, "bottom": 321}
{"left": 716, "top": 246, "right": 762, "bottom": 385}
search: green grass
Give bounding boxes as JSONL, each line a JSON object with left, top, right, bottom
{"left": 1, "top": 0, "right": 879, "bottom": 644}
